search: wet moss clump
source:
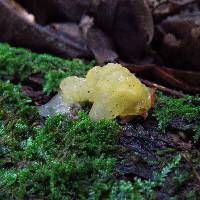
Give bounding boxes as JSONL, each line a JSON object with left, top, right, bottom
{"left": 0, "top": 81, "right": 121, "bottom": 199}
{"left": 0, "top": 43, "right": 94, "bottom": 93}
{"left": 153, "top": 92, "right": 200, "bottom": 142}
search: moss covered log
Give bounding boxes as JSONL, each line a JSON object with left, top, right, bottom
{"left": 1, "top": 44, "right": 200, "bottom": 199}
{"left": 0, "top": 81, "right": 184, "bottom": 199}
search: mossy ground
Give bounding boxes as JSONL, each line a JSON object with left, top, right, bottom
{"left": 0, "top": 43, "right": 200, "bottom": 199}
{"left": 0, "top": 43, "right": 94, "bottom": 94}
{"left": 153, "top": 92, "right": 200, "bottom": 142}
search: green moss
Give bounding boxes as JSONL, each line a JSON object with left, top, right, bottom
{"left": 0, "top": 81, "right": 121, "bottom": 199}
{"left": 185, "top": 189, "right": 200, "bottom": 200}
{"left": 1, "top": 44, "right": 199, "bottom": 199}
{"left": 153, "top": 92, "right": 200, "bottom": 142}
{"left": 133, "top": 154, "right": 181, "bottom": 200}
{"left": 110, "top": 181, "right": 143, "bottom": 200}
{"left": 171, "top": 170, "right": 191, "bottom": 189}
{"left": 0, "top": 81, "right": 184, "bottom": 199}
{"left": 0, "top": 43, "right": 94, "bottom": 93}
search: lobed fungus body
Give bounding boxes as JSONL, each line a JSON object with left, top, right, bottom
{"left": 60, "top": 63, "right": 151, "bottom": 121}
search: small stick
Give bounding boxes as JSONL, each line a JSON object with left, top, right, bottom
{"left": 140, "top": 78, "right": 186, "bottom": 98}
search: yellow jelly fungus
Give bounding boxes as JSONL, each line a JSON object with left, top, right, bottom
{"left": 60, "top": 63, "right": 151, "bottom": 121}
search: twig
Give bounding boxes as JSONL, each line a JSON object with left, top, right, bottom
{"left": 140, "top": 78, "right": 186, "bottom": 98}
